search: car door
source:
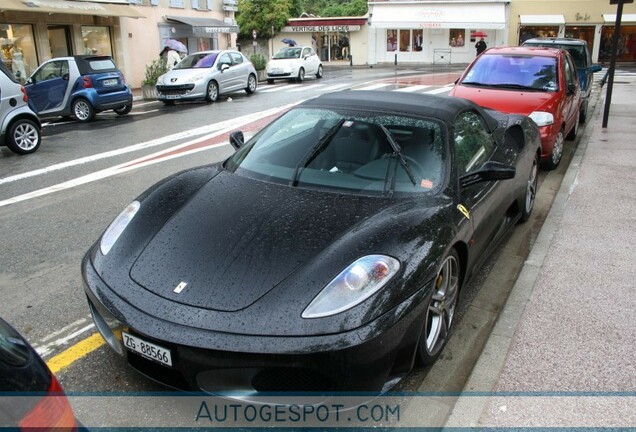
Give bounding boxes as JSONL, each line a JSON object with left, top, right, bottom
{"left": 215, "top": 53, "right": 234, "bottom": 93}
{"left": 25, "top": 60, "right": 70, "bottom": 114}
{"left": 453, "top": 111, "right": 507, "bottom": 259}
{"left": 562, "top": 53, "right": 580, "bottom": 134}
{"left": 230, "top": 52, "right": 249, "bottom": 89}
{"left": 301, "top": 47, "right": 317, "bottom": 75}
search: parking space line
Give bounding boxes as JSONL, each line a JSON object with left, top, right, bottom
{"left": 46, "top": 332, "right": 105, "bottom": 375}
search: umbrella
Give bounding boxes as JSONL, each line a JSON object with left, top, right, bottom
{"left": 281, "top": 38, "right": 297, "bottom": 47}
{"left": 164, "top": 39, "right": 188, "bottom": 53}
{"left": 470, "top": 31, "right": 488, "bottom": 38}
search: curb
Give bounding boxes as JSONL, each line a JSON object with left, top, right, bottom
{"left": 442, "top": 88, "right": 603, "bottom": 428}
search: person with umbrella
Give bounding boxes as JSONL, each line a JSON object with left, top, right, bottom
{"left": 475, "top": 37, "right": 487, "bottom": 56}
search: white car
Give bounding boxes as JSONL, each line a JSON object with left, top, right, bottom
{"left": 266, "top": 46, "right": 323, "bottom": 83}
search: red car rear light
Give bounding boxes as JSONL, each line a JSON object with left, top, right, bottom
{"left": 20, "top": 85, "right": 28, "bottom": 102}
{"left": 18, "top": 374, "right": 78, "bottom": 431}
{"left": 82, "top": 76, "right": 93, "bottom": 88}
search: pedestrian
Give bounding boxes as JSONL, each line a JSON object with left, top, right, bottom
{"left": 475, "top": 37, "right": 487, "bottom": 56}
{"left": 165, "top": 47, "right": 181, "bottom": 70}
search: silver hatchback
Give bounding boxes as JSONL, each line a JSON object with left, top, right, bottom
{"left": 0, "top": 62, "right": 41, "bottom": 155}
{"left": 155, "top": 50, "right": 257, "bottom": 104}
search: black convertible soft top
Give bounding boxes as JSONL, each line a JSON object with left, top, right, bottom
{"left": 303, "top": 90, "right": 500, "bottom": 132}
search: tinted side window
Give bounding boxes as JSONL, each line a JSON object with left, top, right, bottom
{"left": 564, "top": 55, "right": 576, "bottom": 88}
{"left": 218, "top": 53, "right": 232, "bottom": 67}
{"left": 454, "top": 111, "right": 494, "bottom": 174}
{"left": 88, "top": 59, "right": 117, "bottom": 71}
{"left": 230, "top": 52, "right": 243, "bottom": 65}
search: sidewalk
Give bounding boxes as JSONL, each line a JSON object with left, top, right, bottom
{"left": 445, "top": 74, "right": 636, "bottom": 427}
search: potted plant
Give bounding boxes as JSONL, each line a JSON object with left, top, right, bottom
{"left": 250, "top": 54, "right": 267, "bottom": 82}
{"left": 141, "top": 59, "right": 168, "bottom": 100}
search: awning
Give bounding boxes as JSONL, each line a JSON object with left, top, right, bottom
{"left": 603, "top": 14, "right": 636, "bottom": 23}
{"left": 166, "top": 15, "right": 239, "bottom": 35}
{"left": 370, "top": 3, "right": 506, "bottom": 30}
{"left": 519, "top": 15, "right": 566, "bottom": 25}
{"left": 0, "top": 0, "right": 145, "bottom": 18}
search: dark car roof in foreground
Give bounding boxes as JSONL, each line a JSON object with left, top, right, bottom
{"left": 302, "top": 90, "right": 500, "bottom": 131}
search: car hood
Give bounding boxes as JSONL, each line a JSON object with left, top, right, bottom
{"left": 267, "top": 59, "right": 300, "bottom": 69}
{"left": 129, "top": 172, "right": 399, "bottom": 312}
{"left": 451, "top": 85, "right": 557, "bottom": 116}
{"left": 160, "top": 68, "right": 211, "bottom": 84}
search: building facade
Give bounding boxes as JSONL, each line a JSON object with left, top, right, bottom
{"left": 1, "top": 0, "right": 238, "bottom": 88}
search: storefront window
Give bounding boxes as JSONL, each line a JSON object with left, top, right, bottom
{"left": 449, "top": 29, "right": 465, "bottom": 47}
{"left": 600, "top": 26, "right": 636, "bottom": 62}
{"left": 519, "top": 26, "right": 559, "bottom": 44}
{"left": 399, "top": 29, "right": 411, "bottom": 52}
{"left": 82, "top": 26, "right": 112, "bottom": 56}
{"left": 387, "top": 29, "right": 398, "bottom": 52}
{"left": 412, "top": 29, "right": 423, "bottom": 52}
{"left": 0, "top": 24, "right": 37, "bottom": 83}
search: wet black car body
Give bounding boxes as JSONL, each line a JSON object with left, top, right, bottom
{"left": 83, "top": 91, "right": 541, "bottom": 394}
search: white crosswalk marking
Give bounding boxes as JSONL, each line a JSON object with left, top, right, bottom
{"left": 394, "top": 85, "right": 431, "bottom": 92}
{"left": 355, "top": 83, "right": 392, "bottom": 91}
{"left": 258, "top": 84, "right": 293, "bottom": 93}
{"left": 287, "top": 84, "right": 325, "bottom": 92}
{"left": 426, "top": 85, "right": 454, "bottom": 95}
{"left": 321, "top": 83, "right": 352, "bottom": 92}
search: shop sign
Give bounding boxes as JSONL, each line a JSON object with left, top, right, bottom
{"left": 419, "top": 22, "right": 443, "bottom": 28}
{"left": 193, "top": 26, "right": 237, "bottom": 35}
{"left": 282, "top": 25, "right": 361, "bottom": 32}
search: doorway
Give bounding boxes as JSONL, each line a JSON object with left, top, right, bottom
{"left": 48, "top": 25, "right": 72, "bottom": 58}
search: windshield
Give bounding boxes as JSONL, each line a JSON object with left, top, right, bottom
{"left": 174, "top": 52, "right": 218, "bottom": 69}
{"left": 226, "top": 107, "right": 446, "bottom": 196}
{"left": 273, "top": 48, "right": 302, "bottom": 59}
{"left": 462, "top": 54, "right": 559, "bottom": 92}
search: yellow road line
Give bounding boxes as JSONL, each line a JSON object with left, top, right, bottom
{"left": 46, "top": 332, "right": 106, "bottom": 374}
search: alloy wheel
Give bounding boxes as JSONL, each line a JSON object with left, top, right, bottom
{"left": 424, "top": 253, "right": 459, "bottom": 357}
{"left": 13, "top": 121, "right": 40, "bottom": 152}
{"left": 73, "top": 100, "right": 92, "bottom": 121}
{"left": 552, "top": 131, "right": 564, "bottom": 166}
{"left": 525, "top": 156, "right": 538, "bottom": 215}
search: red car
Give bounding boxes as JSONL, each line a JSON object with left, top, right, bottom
{"left": 450, "top": 46, "right": 581, "bottom": 169}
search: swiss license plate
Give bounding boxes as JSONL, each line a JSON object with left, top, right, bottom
{"left": 166, "top": 94, "right": 179, "bottom": 99}
{"left": 103, "top": 78, "right": 118, "bottom": 86}
{"left": 122, "top": 332, "right": 172, "bottom": 367}
{"left": 270, "top": 68, "right": 281, "bottom": 74}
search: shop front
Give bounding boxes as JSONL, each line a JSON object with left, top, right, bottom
{"left": 601, "top": 14, "right": 636, "bottom": 63}
{"left": 277, "top": 17, "right": 368, "bottom": 65}
{"left": 0, "top": 0, "right": 142, "bottom": 83}
{"left": 367, "top": 1, "right": 507, "bottom": 65}
{"left": 518, "top": 14, "right": 565, "bottom": 44}
{"left": 162, "top": 16, "right": 238, "bottom": 56}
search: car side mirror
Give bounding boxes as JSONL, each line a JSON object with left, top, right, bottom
{"left": 460, "top": 161, "right": 516, "bottom": 188}
{"left": 220, "top": 63, "right": 230, "bottom": 72}
{"left": 590, "top": 64, "right": 602, "bottom": 73}
{"left": 26, "top": 77, "right": 34, "bottom": 85}
{"left": 229, "top": 130, "right": 244, "bottom": 150}
{"left": 567, "top": 83, "right": 577, "bottom": 95}
{"left": 62, "top": 73, "right": 69, "bottom": 81}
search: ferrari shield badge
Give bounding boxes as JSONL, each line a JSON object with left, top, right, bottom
{"left": 173, "top": 282, "right": 188, "bottom": 294}
{"left": 457, "top": 204, "right": 470, "bottom": 220}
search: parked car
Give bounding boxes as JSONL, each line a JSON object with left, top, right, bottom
{"left": 522, "top": 37, "right": 602, "bottom": 123}
{"left": 82, "top": 91, "right": 540, "bottom": 394}
{"left": 24, "top": 55, "right": 132, "bottom": 123}
{"left": 450, "top": 46, "right": 581, "bottom": 170}
{"left": 0, "top": 62, "right": 41, "bottom": 155}
{"left": 155, "top": 50, "right": 257, "bottom": 104}
{"left": 266, "top": 46, "right": 323, "bottom": 83}
{"left": 0, "top": 317, "right": 79, "bottom": 430}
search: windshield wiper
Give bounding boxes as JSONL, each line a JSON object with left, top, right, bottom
{"left": 290, "top": 119, "right": 346, "bottom": 187}
{"left": 378, "top": 124, "right": 417, "bottom": 187}
{"left": 462, "top": 81, "right": 540, "bottom": 91}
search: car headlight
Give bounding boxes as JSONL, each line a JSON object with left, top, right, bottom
{"left": 100, "top": 201, "right": 140, "bottom": 256}
{"left": 302, "top": 255, "right": 400, "bottom": 319}
{"left": 528, "top": 111, "right": 554, "bottom": 127}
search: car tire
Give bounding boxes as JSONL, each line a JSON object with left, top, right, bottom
{"left": 417, "top": 248, "right": 461, "bottom": 366}
{"left": 205, "top": 81, "right": 219, "bottom": 102}
{"left": 6, "top": 118, "right": 41, "bottom": 155}
{"left": 316, "top": 65, "right": 323, "bottom": 79}
{"left": 566, "top": 117, "right": 578, "bottom": 141}
{"left": 519, "top": 152, "right": 539, "bottom": 224}
{"left": 245, "top": 74, "right": 257, "bottom": 94}
{"left": 114, "top": 104, "right": 132, "bottom": 115}
{"left": 297, "top": 68, "right": 305, "bottom": 83}
{"left": 267, "top": 79, "right": 274, "bottom": 84}
{"left": 579, "top": 100, "right": 588, "bottom": 124}
{"left": 543, "top": 129, "right": 564, "bottom": 170}
{"left": 72, "top": 98, "right": 95, "bottom": 122}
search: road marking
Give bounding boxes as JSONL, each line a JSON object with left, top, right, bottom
{"left": 0, "top": 104, "right": 298, "bottom": 187}
{"left": 46, "top": 332, "right": 105, "bottom": 374}
{"left": 395, "top": 85, "right": 431, "bottom": 92}
{"left": 258, "top": 84, "right": 292, "bottom": 93}
{"left": 426, "top": 85, "right": 454, "bottom": 94}
{"left": 287, "top": 84, "right": 324, "bottom": 92}
{"left": 322, "top": 83, "right": 352, "bottom": 92}
{"left": 38, "top": 318, "right": 88, "bottom": 344}
{"left": 355, "top": 83, "right": 392, "bottom": 91}
{"left": 36, "top": 323, "right": 96, "bottom": 357}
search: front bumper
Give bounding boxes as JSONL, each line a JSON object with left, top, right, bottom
{"left": 82, "top": 254, "right": 429, "bottom": 394}
{"left": 156, "top": 83, "right": 204, "bottom": 101}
